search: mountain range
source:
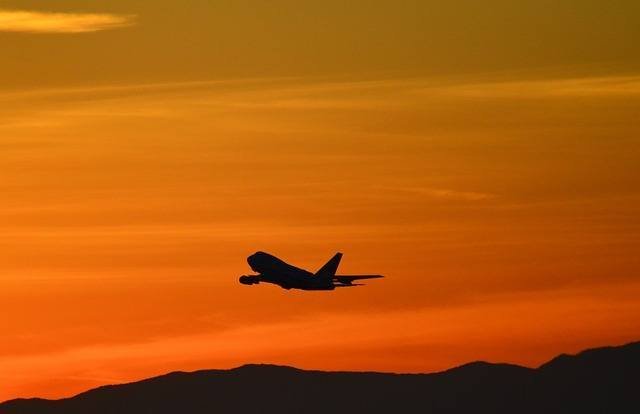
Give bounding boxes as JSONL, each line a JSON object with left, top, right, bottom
{"left": 1, "top": 340, "right": 637, "bottom": 413}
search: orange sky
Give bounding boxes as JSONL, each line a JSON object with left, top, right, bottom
{"left": 1, "top": 0, "right": 639, "bottom": 401}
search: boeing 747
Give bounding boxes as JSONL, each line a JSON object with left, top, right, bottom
{"left": 239, "top": 252, "right": 383, "bottom": 291}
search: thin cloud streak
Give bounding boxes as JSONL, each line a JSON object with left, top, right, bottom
{"left": 424, "top": 75, "right": 640, "bottom": 99}
{"left": 0, "top": 9, "right": 135, "bottom": 33}
{"left": 1, "top": 74, "right": 639, "bottom": 105}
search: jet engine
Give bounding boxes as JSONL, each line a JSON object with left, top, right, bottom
{"left": 239, "top": 275, "right": 260, "bottom": 285}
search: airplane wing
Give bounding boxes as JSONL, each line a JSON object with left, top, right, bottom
{"left": 334, "top": 275, "right": 384, "bottom": 285}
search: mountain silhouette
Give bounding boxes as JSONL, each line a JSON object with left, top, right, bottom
{"left": 1, "top": 341, "right": 637, "bottom": 414}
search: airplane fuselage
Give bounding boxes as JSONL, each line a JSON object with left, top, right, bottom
{"left": 242, "top": 252, "right": 335, "bottom": 290}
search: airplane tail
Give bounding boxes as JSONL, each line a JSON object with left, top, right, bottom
{"left": 315, "top": 252, "right": 342, "bottom": 282}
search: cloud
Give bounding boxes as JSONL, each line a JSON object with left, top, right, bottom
{"left": 0, "top": 9, "right": 135, "bottom": 33}
{"left": 424, "top": 75, "right": 640, "bottom": 99}
{"left": 388, "top": 187, "right": 494, "bottom": 201}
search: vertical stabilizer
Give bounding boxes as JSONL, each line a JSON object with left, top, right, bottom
{"left": 315, "top": 252, "right": 343, "bottom": 281}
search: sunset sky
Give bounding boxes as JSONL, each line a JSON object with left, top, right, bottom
{"left": 1, "top": 0, "right": 639, "bottom": 401}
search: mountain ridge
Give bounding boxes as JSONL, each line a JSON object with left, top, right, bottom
{"left": 1, "top": 340, "right": 637, "bottom": 413}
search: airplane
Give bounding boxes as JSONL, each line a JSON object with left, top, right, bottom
{"left": 239, "top": 251, "right": 383, "bottom": 291}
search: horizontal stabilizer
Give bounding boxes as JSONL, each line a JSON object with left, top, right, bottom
{"left": 334, "top": 275, "right": 384, "bottom": 285}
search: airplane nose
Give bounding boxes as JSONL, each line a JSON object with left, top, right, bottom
{"left": 247, "top": 252, "right": 261, "bottom": 268}
{"left": 247, "top": 252, "right": 267, "bottom": 271}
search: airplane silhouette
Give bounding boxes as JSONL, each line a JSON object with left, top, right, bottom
{"left": 239, "top": 252, "right": 383, "bottom": 290}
